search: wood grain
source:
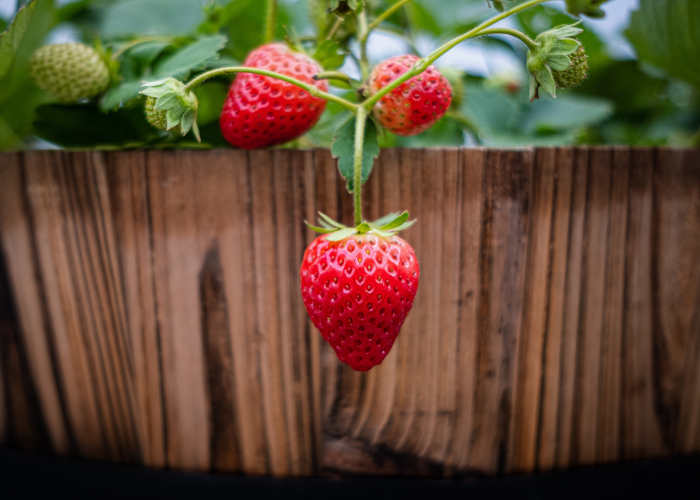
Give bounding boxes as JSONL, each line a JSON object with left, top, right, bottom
{"left": 0, "top": 147, "right": 699, "bottom": 477}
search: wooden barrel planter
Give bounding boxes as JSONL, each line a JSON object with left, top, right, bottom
{"left": 0, "top": 147, "right": 699, "bottom": 477}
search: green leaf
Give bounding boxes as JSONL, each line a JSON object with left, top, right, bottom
{"left": 379, "top": 211, "right": 409, "bottom": 231}
{"left": 101, "top": 36, "right": 226, "bottom": 111}
{"left": 627, "top": 0, "right": 700, "bottom": 89}
{"left": 564, "top": 0, "right": 611, "bottom": 18}
{"left": 0, "top": 0, "right": 36, "bottom": 81}
{"left": 331, "top": 116, "right": 380, "bottom": 192}
{"left": 325, "top": 227, "right": 358, "bottom": 241}
{"left": 522, "top": 95, "right": 613, "bottom": 132}
{"left": 154, "top": 35, "right": 227, "bottom": 80}
{"left": 101, "top": 0, "right": 206, "bottom": 39}
{"left": 313, "top": 40, "right": 346, "bottom": 70}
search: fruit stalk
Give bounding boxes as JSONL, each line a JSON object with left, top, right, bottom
{"left": 353, "top": 107, "right": 368, "bottom": 226}
{"left": 264, "top": 0, "right": 277, "bottom": 43}
{"left": 363, "top": 0, "right": 549, "bottom": 110}
{"left": 477, "top": 27, "right": 537, "bottom": 50}
{"left": 183, "top": 66, "right": 358, "bottom": 111}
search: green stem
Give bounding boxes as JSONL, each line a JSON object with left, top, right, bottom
{"left": 353, "top": 107, "right": 368, "bottom": 226}
{"left": 184, "top": 67, "right": 358, "bottom": 112}
{"left": 264, "top": 0, "right": 277, "bottom": 43}
{"left": 362, "top": 0, "right": 549, "bottom": 110}
{"left": 357, "top": 10, "right": 370, "bottom": 80}
{"left": 477, "top": 27, "right": 537, "bottom": 50}
{"left": 326, "top": 16, "right": 343, "bottom": 41}
{"left": 314, "top": 71, "right": 353, "bottom": 85}
{"left": 362, "top": 0, "right": 416, "bottom": 41}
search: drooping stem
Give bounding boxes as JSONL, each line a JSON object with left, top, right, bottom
{"left": 362, "top": 0, "right": 416, "bottom": 41}
{"left": 362, "top": 0, "right": 549, "bottom": 110}
{"left": 477, "top": 27, "right": 537, "bottom": 50}
{"left": 264, "top": 0, "right": 277, "bottom": 43}
{"left": 353, "top": 107, "right": 368, "bottom": 226}
{"left": 314, "top": 71, "right": 353, "bottom": 85}
{"left": 183, "top": 67, "right": 358, "bottom": 112}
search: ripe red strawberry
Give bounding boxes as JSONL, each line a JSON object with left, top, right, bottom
{"left": 368, "top": 55, "right": 452, "bottom": 137}
{"left": 300, "top": 234, "right": 419, "bottom": 371}
{"left": 220, "top": 43, "right": 329, "bottom": 149}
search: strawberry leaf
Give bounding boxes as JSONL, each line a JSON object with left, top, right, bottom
{"left": 332, "top": 116, "right": 380, "bottom": 193}
{"left": 564, "top": 0, "right": 610, "bottom": 18}
{"left": 313, "top": 40, "right": 346, "bottom": 71}
{"left": 0, "top": 0, "right": 36, "bottom": 81}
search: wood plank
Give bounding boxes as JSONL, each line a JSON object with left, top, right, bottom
{"left": 653, "top": 148, "right": 700, "bottom": 451}
{"left": 510, "top": 148, "right": 556, "bottom": 472}
{"left": 445, "top": 148, "right": 484, "bottom": 471}
{"left": 556, "top": 148, "right": 589, "bottom": 468}
{"left": 0, "top": 153, "right": 70, "bottom": 454}
{"left": 596, "top": 147, "right": 630, "bottom": 463}
{"left": 469, "top": 149, "right": 533, "bottom": 475}
{"left": 537, "top": 147, "right": 574, "bottom": 471}
{"left": 622, "top": 148, "right": 664, "bottom": 460}
{"left": 574, "top": 148, "right": 612, "bottom": 466}
{"left": 105, "top": 150, "right": 166, "bottom": 467}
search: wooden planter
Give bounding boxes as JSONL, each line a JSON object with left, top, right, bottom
{"left": 0, "top": 147, "right": 699, "bottom": 477}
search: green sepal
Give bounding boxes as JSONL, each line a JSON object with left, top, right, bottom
{"left": 356, "top": 222, "right": 372, "bottom": 234}
{"left": 305, "top": 212, "right": 416, "bottom": 240}
{"left": 304, "top": 221, "right": 339, "bottom": 234}
{"left": 379, "top": 211, "right": 409, "bottom": 231}
{"left": 140, "top": 77, "right": 200, "bottom": 142}
{"left": 319, "top": 212, "right": 347, "bottom": 229}
{"left": 547, "top": 54, "right": 572, "bottom": 72}
{"left": 370, "top": 212, "right": 400, "bottom": 227}
{"left": 325, "top": 227, "right": 359, "bottom": 241}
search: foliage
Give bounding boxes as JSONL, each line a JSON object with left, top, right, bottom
{"left": 0, "top": 0, "right": 698, "bottom": 152}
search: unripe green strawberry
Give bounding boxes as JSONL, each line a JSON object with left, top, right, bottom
{"left": 553, "top": 45, "right": 588, "bottom": 89}
{"left": 29, "top": 43, "right": 110, "bottom": 103}
{"left": 145, "top": 97, "right": 169, "bottom": 130}
{"left": 526, "top": 24, "right": 587, "bottom": 101}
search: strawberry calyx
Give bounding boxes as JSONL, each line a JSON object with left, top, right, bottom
{"left": 140, "top": 77, "right": 201, "bottom": 142}
{"left": 305, "top": 211, "right": 416, "bottom": 241}
{"left": 526, "top": 22, "right": 585, "bottom": 101}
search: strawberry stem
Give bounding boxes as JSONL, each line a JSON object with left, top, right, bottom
{"left": 353, "top": 107, "right": 368, "bottom": 226}
{"left": 477, "top": 27, "right": 538, "bottom": 50}
{"left": 362, "top": 0, "right": 416, "bottom": 42}
{"left": 264, "top": 0, "right": 277, "bottom": 43}
{"left": 183, "top": 67, "right": 358, "bottom": 112}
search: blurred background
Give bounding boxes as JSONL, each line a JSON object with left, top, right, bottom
{"left": 0, "top": 0, "right": 699, "bottom": 150}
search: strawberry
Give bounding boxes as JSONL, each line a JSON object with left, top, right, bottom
{"left": 300, "top": 230, "right": 419, "bottom": 371}
{"left": 29, "top": 43, "right": 110, "bottom": 103}
{"left": 368, "top": 54, "right": 452, "bottom": 137}
{"left": 220, "top": 43, "right": 329, "bottom": 149}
